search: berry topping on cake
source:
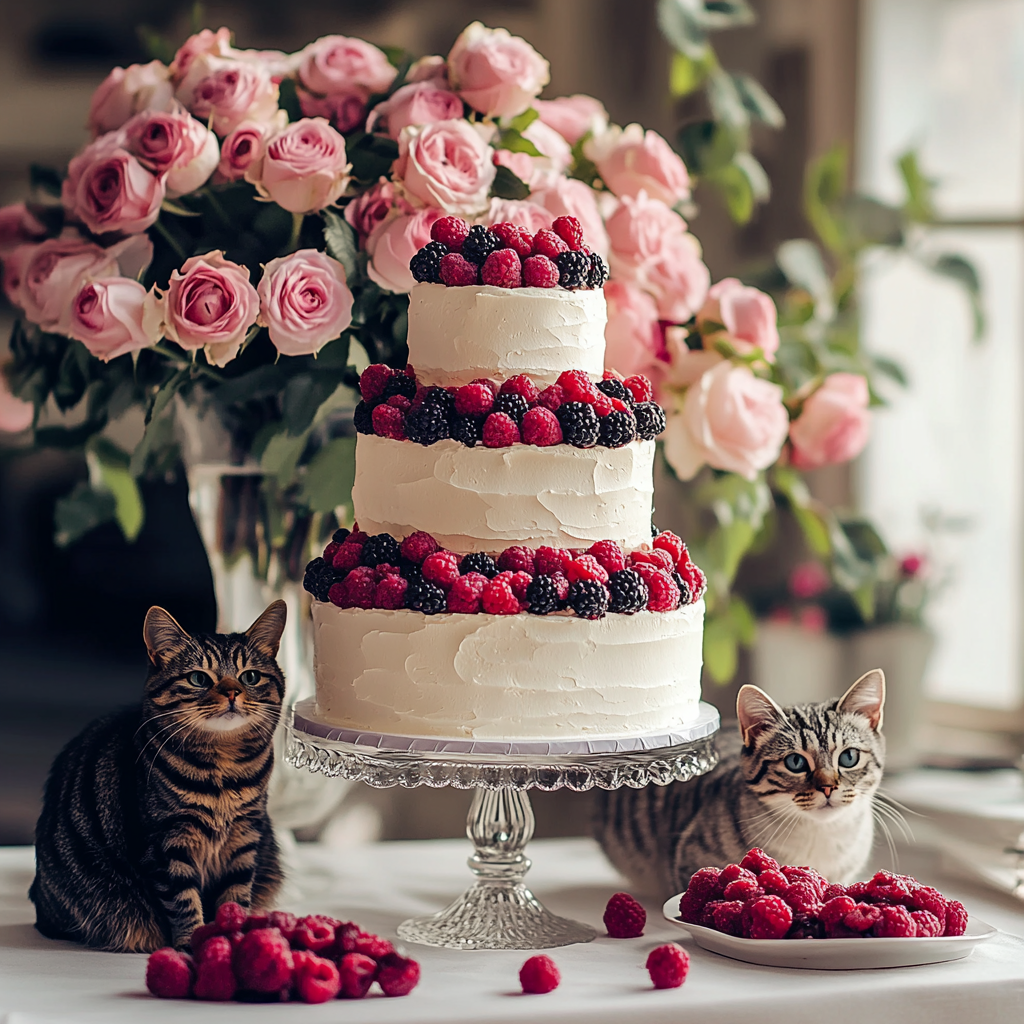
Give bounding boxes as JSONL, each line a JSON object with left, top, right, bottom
{"left": 482, "top": 411, "right": 520, "bottom": 447}
{"left": 677, "top": 560, "right": 707, "bottom": 602}
{"left": 405, "top": 577, "right": 447, "bottom": 614}
{"left": 646, "top": 944, "right": 690, "bottom": 989}
{"left": 497, "top": 545, "right": 536, "bottom": 574}
{"left": 519, "top": 954, "right": 560, "bottom": 994}
{"left": 525, "top": 574, "right": 561, "bottom": 614}
{"left": 636, "top": 567, "right": 680, "bottom": 611}
{"left": 360, "top": 533, "right": 401, "bottom": 567}
{"left": 460, "top": 551, "right": 499, "bottom": 578}
{"left": 634, "top": 401, "right": 667, "bottom": 440}
{"left": 439, "top": 252, "right": 479, "bottom": 286}
{"left": 587, "top": 251, "right": 609, "bottom": 288}
{"left": 382, "top": 373, "right": 417, "bottom": 400}
{"left": 535, "top": 546, "right": 572, "bottom": 575}
{"left": 409, "top": 240, "right": 448, "bottom": 283}
{"left": 493, "top": 391, "right": 529, "bottom": 423}
{"left": 353, "top": 400, "right": 374, "bottom": 434}
{"left": 374, "top": 576, "right": 408, "bottom": 609}
{"left": 461, "top": 225, "right": 502, "bottom": 265}
{"left": 567, "top": 554, "right": 610, "bottom": 584}
{"left": 607, "top": 568, "right": 648, "bottom": 613}
{"left": 596, "top": 377, "right": 632, "bottom": 405}
{"left": 603, "top": 892, "right": 646, "bottom": 938}
{"left": 430, "top": 215, "right": 470, "bottom": 251}
{"left": 450, "top": 414, "right": 482, "bottom": 446}
{"left": 499, "top": 373, "right": 540, "bottom": 403}
{"left": 587, "top": 539, "right": 626, "bottom": 573}
{"left": 521, "top": 406, "right": 563, "bottom": 446}
{"left": 490, "top": 221, "right": 534, "bottom": 256}
{"left": 624, "top": 374, "right": 653, "bottom": 404}
{"left": 359, "top": 363, "right": 393, "bottom": 403}
{"left": 653, "top": 530, "right": 685, "bottom": 564}
{"left": 555, "top": 250, "right": 590, "bottom": 289}
{"left": 592, "top": 391, "right": 614, "bottom": 417}
{"left": 404, "top": 402, "right": 451, "bottom": 445}
{"left": 567, "top": 578, "right": 608, "bottom": 619}
{"left": 531, "top": 228, "right": 569, "bottom": 261}
{"left": 598, "top": 409, "right": 637, "bottom": 447}
{"left": 557, "top": 369, "right": 598, "bottom": 404}
{"left": 422, "top": 550, "right": 461, "bottom": 590}
{"left": 522, "top": 254, "right": 560, "bottom": 288}
{"left": 454, "top": 382, "right": 495, "bottom": 417}
{"left": 481, "top": 248, "right": 523, "bottom": 288}
{"left": 447, "top": 572, "right": 488, "bottom": 613}
{"left": 482, "top": 576, "right": 521, "bottom": 614}
{"left": 552, "top": 215, "right": 584, "bottom": 250}
{"left": 556, "top": 401, "right": 600, "bottom": 448}
{"left": 400, "top": 531, "right": 439, "bottom": 564}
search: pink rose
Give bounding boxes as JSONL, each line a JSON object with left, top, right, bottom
{"left": 215, "top": 116, "right": 283, "bottom": 183}
{"left": 0, "top": 203, "right": 46, "bottom": 255}
{"left": 69, "top": 277, "right": 157, "bottom": 362}
{"left": 635, "top": 232, "right": 710, "bottom": 323}
{"left": 664, "top": 326, "right": 722, "bottom": 389}
{"left": 789, "top": 373, "right": 870, "bottom": 469}
{"left": 697, "top": 277, "right": 779, "bottom": 362}
{"left": 447, "top": 22, "right": 549, "bottom": 119}
{"left": 170, "top": 27, "right": 233, "bottom": 84}
{"left": 520, "top": 120, "right": 573, "bottom": 175}
{"left": 605, "top": 191, "right": 688, "bottom": 272}
{"left": 345, "top": 178, "right": 410, "bottom": 241}
{"left": 298, "top": 36, "right": 396, "bottom": 97}
{"left": 246, "top": 118, "right": 350, "bottom": 214}
{"left": 585, "top": 123, "right": 690, "bottom": 206}
{"left": 182, "top": 57, "right": 280, "bottom": 137}
{"left": 228, "top": 48, "right": 301, "bottom": 80}
{"left": 789, "top": 561, "right": 830, "bottom": 600}
{"left": 664, "top": 361, "right": 789, "bottom": 480}
{"left": 482, "top": 197, "right": 552, "bottom": 235}
{"left": 298, "top": 89, "right": 367, "bottom": 133}
{"left": 123, "top": 106, "right": 219, "bottom": 198}
{"left": 393, "top": 120, "right": 496, "bottom": 215}
{"left": 366, "top": 208, "right": 444, "bottom": 293}
{"left": 88, "top": 61, "right": 174, "bottom": 136}
{"left": 152, "top": 251, "right": 259, "bottom": 367}
{"left": 366, "top": 81, "right": 464, "bottom": 140}
{"left": 492, "top": 149, "right": 536, "bottom": 184}
{"left": 407, "top": 55, "right": 448, "bottom": 84}
{"left": 0, "top": 372, "right": 33, "bottom": 433}
{"left": 531, "top": 172, "right": 608, "bottom": 257}
{"left": 534, "top": 94, "right": 608, "bottom": 145}
{"left": 257, "top": 249, "right": 354, "bottom": 357}
{"left": 603, "top": 279, "right": 663, "bottom": 380}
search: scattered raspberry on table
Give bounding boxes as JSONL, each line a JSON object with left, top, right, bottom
{"left": 646, "top": 943, "right": 690, "bottom": 989}
{"left": 603, "top": 892, "right": 647, "bottom": 938}
{"left": 519, "top": 954, "right": 561, "bottom": 994}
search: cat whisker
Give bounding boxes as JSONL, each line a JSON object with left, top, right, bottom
{"left": 133, "top": 707, "right": 191, "bottom": 738}
{"left": 134, "top": 713, "right": 194, "bottom": 765}
{"left": 144, "top": 718, "right": 200, "bottom": 785}
{"left": 872, "top": 807, "right": 900, "bottom": 870}
{"left": 873, "top": 800, "right": 913, "bottom": 843}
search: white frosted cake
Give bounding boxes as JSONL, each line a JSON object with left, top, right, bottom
{"left": 304, "top": 248, "right": 705, "bottom": 743}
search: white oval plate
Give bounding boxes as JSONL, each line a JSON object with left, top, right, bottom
{"left": 662, "top": 896, "right": 997, "bottom": 970}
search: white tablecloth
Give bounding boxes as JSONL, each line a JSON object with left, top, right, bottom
{"left": 2, "top": 838, "right": 1024, "bottom": 1024}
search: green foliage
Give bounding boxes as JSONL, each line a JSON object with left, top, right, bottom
{"left": 277, "top": 78, "right": 303, "bottom": 122}
{"left": 300, "top": 436, "right": 357, "bottom": 515}
{"left": 491, "top": 164, "right": 532, "bottom": 201}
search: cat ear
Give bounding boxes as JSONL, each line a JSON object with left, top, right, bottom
{"left": 143, "top": 606, "right": 191, "bottom": 667}
{"left": 839, "top": 669, "right": 885, "bottom": 731}
{"left": 736, "top": 685, "right": 786, "bottom": 747}
{"left": 246, "top": 600, "right": 287, "bottom": 658}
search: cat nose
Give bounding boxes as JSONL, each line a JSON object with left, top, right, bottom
{"left": 219, "top": 679, "right": 243, "bottom": 702}
{"left": 820, "top": 785, "right": 836, "bottom": 798}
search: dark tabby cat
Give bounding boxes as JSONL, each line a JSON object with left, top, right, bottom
{"left": 31, "top": 601, "right": 288, "bottom": 952}
{"left": 595, "top": 670, "right": 885, "bottom": 897}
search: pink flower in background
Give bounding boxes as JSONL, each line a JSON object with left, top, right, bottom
{"left": 605, "top": 191, "right": 687, "bottom": 274}
{"left": 88, "top": 61, "right": 174, "bottom": 136}
{"left": 62, "top": 137, "right": 165, "bottom": 236}
{"left": 345, "top": 178, "right": 409, "bottom": 241}
{"left": 407, "top": 55, "right": 448, "bottom": 83}
{"left": 900, "top": 553, "right": 925, "bottom": 578}
{"left": 603, "top": 279, "right": 662, "bottom": 379}
{"left": 393, "top": 120, "right": 495, "bottom": 215}
{"left": 635, "top": 232, "right": 710, "bottom": 323}
{"left": 184, "top": 58, "right": 279, "bottom": 137}
{"left": 534, "top": 95, "right": 608, "bottom": 145}
{"left": 170, "top": 27, "right": 233, "bottom": 84}
{"left": 257, "top": 249, "right": 353, "bottom": 356}
{"left": 789, "top": 372, "right": 870, "bottom": 469}
{"left": 366, "top": 208, "right": 443, "bottom": 293}
{"left": 367, "top": 81, "right": 464, "bottom": 140}
{"left": 531, "top": 173, "right": 608, "bottom": 257}
{"left": 447, "top": 22, "right": 549, "bottom": 119}
{"left": 789, "top": 561, "right": 830, "bottom": 600}
{"left": 298, "top": 35, "right": 396, "bottom": 98}
{"left": 798, "top": 605, "right": 828, "bottom": 633}
{"left": 0, "top": 372, "right": 33, "bottom": 433}
{"left": 520, "top": 120, "right": 573, "bottom": 174}
{"left": 663, "top": 326, "right": 723, "bottom": 390}
{"left": 482, "top": 197, "right": 552, "bottom": 235}
{"left": 215, "top": 117, "right": 282, "bottom": 183}
{"left": 246, "top": 118, "right": 350, "bottom": 214}
{"left": 298, "top": 89, "right": 368, "bottom": 133}
{"left": 0, "top": 203, "right": 46, "bottom": 255}
{"left": 123, "top": 106, "right": 219, "bottom": 198}
{"left": 69, "top": 277, "right": 157, "bottom": 361}
{"left": 664, "top": 361, "right": 789, "bottom": 480}
{"left": 585, "top": 124, "right": 690, "bottom": 206}
{"left": 492, "top": 149, "right": 537, "bottom": 184}
{"left": 697, "top": 277, "right": 779, "bottom": 362}
{"left": 152, "top": 251, "right": 259, "bottom": 367}
{"left": 228, "top": 48, "right": 300, "bottom": 80}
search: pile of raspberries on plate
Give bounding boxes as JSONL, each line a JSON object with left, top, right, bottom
{"left": 145, "top": 904, "right": 419, "bottom": 1003}
{"left": 409, "top": 214, "right": 608, "bottom": 290}
{"left": 679, "top": 848, "right": 969, "bottom": 940}
{"left": 303, "top": 528, "right": 707, "bottom": 619}
{"left": 354, "top": 364, "right": 667, "bottom": 449}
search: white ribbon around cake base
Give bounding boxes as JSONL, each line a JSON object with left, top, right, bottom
{"left": 290, "top": 697, "right": 720, "bottom": 756}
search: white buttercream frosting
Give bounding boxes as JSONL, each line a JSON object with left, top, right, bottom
{"left": 406, "top": 283, "right": 607, "bottom": 385}
{"left": 352, "top": 434, "right": 656, "bottom": 552}
{"left": 312, "top": 601, "right": 705, "bottom": 740}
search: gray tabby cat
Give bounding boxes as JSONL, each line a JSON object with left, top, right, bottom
{"left": 595, "top": 670, "right": 885, "bottom": 897}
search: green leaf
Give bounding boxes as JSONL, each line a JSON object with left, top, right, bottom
{"left": 35, "top": 420, "right": 106, "bottom": 449}
{"left": 843, "top": 196, "right": 904, "bottom": 249}
{"left": 703, "top": 613, "right": 738, "bottom": 683}
{"left": 804, "top": 144, "right": 848, "bottom": 254}
{"left": 136, "top": 25, "right": 176, "bottom": 64}
{"left": 670, "top": 50, "right": 715, "bottom": 97}
{"left": 495, "top": 128, "right": 543, "bottom": 157}
{"left": 658, "top": 0, "right": 709, "bottom": 58}
{"left": 706, "top": 161, "right": 755, "bottom": 223}
{"left": 347, "top": 132, "right": 400, "bottom": 183}
{"left": 277, "top": 77, "right": 303, "bottom": 122}
{"left": 300, "top": 436, "right": 357, "bottom": 514}
{"left": 29, "top": 163, "right": 63, "bottom": 196}
{"left": 871, "top": 355, "right": 908, "bottom": 388}
{"left": 508, "top": 108, "right": 540, "bottom": 133}
{"left": 54, "top": 482, "right": 116, "bottom": 548}
{"left": 792, "top": 505, "right": 831, "bottom": 558}
{"left": 732, "top": 73, "right": 785, "bottom": 129}
{"left": 86, "top": 438, "right": 144, "bottom": 542}
{"left": 776, "top": 238, "right": 835, "bottom": 322}
{"left": 730, "top": 595, "right": 757, "bottom": 645}
{"left": 130, "top": 368, "right": 188, "bottom": 476}
{"left": 677, "top": 120, "right": 737, "bottom": 177}
{"left": 707, "top": 518, "right": 755, "bottom": 585}
{"left": 490, "top": 164, "right": 531, "bottom": 201}
{"left": 897, "top": 150, "right": 936, "bottom": 222}
{"left": 160, "top": 199, "right": 201, "bottom": 217}
{"left": 852, "top": 581, "right": 876, "bottom": 623}
{"left": 322, "top": 209, "right": 360, "bottom": 280}
{"left": 707, "top": 71, "right": 750, "bottom": 130}
{"left": 928, "top": 253, "right": 985, "bottom": 340}
{"left": 260, "top": 429, "right": 309, "bottom": 487}
{"left": 283, "top": 372, "right": 346, "bottom": 436}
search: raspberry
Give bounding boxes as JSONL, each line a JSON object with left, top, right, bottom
{"left": 641, "top": 568, "right": 680, "bottom": 611}
{"left": 481, "top": 248, "right": 523, "bottom": 288}
{"left": 587, "top": 540, "right": 625, "bottom": 573}
{"left": 607, "top": 568, "right": 648, "bottom": 613}
{"left": 758, "top": 870, "right": 790, "bottom": 897}
{"left": 911, "top": 910, "right": 943, "bottom": 937}
{"left": 146, "top": 947, "right": 195, "bottom": 999}
{"left": 677, "top": 893, "right": 706, "bottom": 925}
{"left": 845, "top": 881, "right": 870, "bottom": 901}
{"left": 603, "top": 892, "right": 646, "bottom": 938}
{"left": 499, "top": 373, "right": 539, "bottom": 403}
{"left": 353, "top": 401, "right": 374, "bottom": 434}
{"left": 747, "top": 896, "right": 793, "bottom": 939}
{"left": 359, "top": 364, "right": 393, "bottom": 403}
{"left": 490, "top": 222, "right": 533, "bottom": 256}
{"left": 535, "top": 546, "right": 572, "bottom": 575}
{"left": 482, "top": 411, "right": 520, "bottom": 446}
{"left": 587, "top": 251, "right": 609, "bottom": 288}
{"left": 677, "top": 560, "right": 707, "bottom": 603}
{"left": 525, "top": 574, "right": 560, "bottom": 614}
{"left": 873, "top": 905, "right": 916, "bottom": 937}
{"left": 405, "top": 402, "right": 450, "bottom": 445}
{"left": 783, "top": 882, "right": 822, "bottom": 917}
{"left": 422, "top": 550, "right": 461, "bottom": 589}
{"left": 646, "top": 943, "right": 690, "bottom": 989}
{"left": 460, "top": 551, "right": 499, "bottom": 578}
{"left": 783, "top": 866, "right": 828, "bottom": 897}
{"left": 532, "top": 228, "right": 569, "bottom": 261}
{"left": 634, "top": 401, "right": 667, "bottom": 440}
{"left": 374, "top": 576, "right": 408, "bottom": 609}
{"left": 376, "top": 952, "right": 421, "bottom": 997}
{"left": 555, "top": 250, "right": 590, "bottom": 289}
{"left": 867, "top": 870, "right": 913, "bottom": 904}
{"left": 567, "top": 554, "right": 609, "bottom": 584}
{"left": 551, "top": 572, "right": 570, "bottom": 601}
{"left": 598, "top": 409, "right": 637, "bottom": 447}
{"left": 215, "top": 902, "right": 248, "bottom": 932}
{"left": 557, "top": 401, "right": 600, "bottom": 447}
{"left": 331, "top": 567, "right": 376, "bottom": 608}
{"left": 624, "top": 374, "right": 653, "bottom": 404}
{"left": 789, "top": 916, "right": 827, "bottom": 939}
{"left": 537, "top": 383, "right": 566, "bottom": 410}
{"left": 821, "top": 883, "right": 848, "bottom": 903}
{"left": 685, "top": 866, "right": 725, "bottom": 902}
{"left": 945, "top": 900, "right": 968, "bottom": 936}
{"left": 400, "top": 530, "right": 439, "bottom": 564}
{"left": 632, "top": 549, "right": 673, "bottom": 572}
{"left": 701, "top": 900, "right": 726, "bottom": 927}
{"left": 189, "top": 921, "right": 223, "bottom": 956}
{"left": 519, "top": 954, "right": 560, "bottom": 994}
{"left": 322, "top": 541, "right": 340, "bottom": 564}
{"left": 234, "top": 928, "right": 294, "bottom": 993}
{"left": 461, "top": 224, "right": 502, "bottom": 265}
{"left": 818, "top": 896, "right": 857, "bottom": 929}
{"left": 653, "top": 531, "right": 685, "bottom": 565}
{"left": 267, "top": 911, "right": 299, "bottom": 942}
{"left": 497, "top": 545, "right": 536, "bottom": 573}
{"left": 552, "top": 215, "right": 584, "bottom": 250}
{"left": 471, "top": 376, "right": 499, "bottom": 396}
{"left": 361, "top": 533, "right": 401, "bottom": 567}
{"left": 405, "top": 577, "right": 447, "bottom": 614}
{"left": 386, "top": 396, "right": 412, "bottom": 412}
{"left": 291, "top": 950, "right": 340, "bottom": 1003}
{"left": 193, "top": 936, "right": 236, "bottom": 1001}
{"left": 522, "top": 254, "right": 560, "bottom": 288}
{"left": 592, "top": 391, "right": 614, "bottom": 417}
{"left": 351, "top": 931, "right": 394, "bottom": 959}
{"left": 382, "top": 373, "right": 417, "bottom": 400}
{"left": 568, "top": 578, "right": 608, "bottom": 619}
{"left": 482, "top": 577, "right": 521, "bottom": 614}
{"left": 596, "top": 378, "right": 632, "bottom": 405}
{"left": 454, "top": 382, "right": 495, "bottom": 416}
{"left": 521, "top": 406, "right": 563, "bottom": 446}
{"left": 907, "top": 886, "right": 948, "bottom": 929}
{"left": 431, "top": 215, "right": 470, "bottom": 251}
{"left": 711, "top": 900, "right": 746, "bottom": 936}
{"left": 557, "top": 369, "right": 598, "bottom": 404}
{"left": 371, "top": 404, "right": 406, "bottom": 439}
{"left": 722, "top": 877, "right": 763, "bottom": 903}
{"left": 506, "top": 571, "right": 533, "bottom": 600}
{"left": 447, "top": 572, "right": 489, "bottom": 612}
{"left": 328, "top": 921, "right": 361, "bottom": 956}
{"left": 493, "top": 392, "right": 529, "bottom": 423}
{"left": 338, "top": 952, "right": 377, "bottom": 999}
{"left": 439, "top": 252, "right": 479, "bottom": 286}
{"left": 409, "top": 241, "right": 447, "bottom": 282}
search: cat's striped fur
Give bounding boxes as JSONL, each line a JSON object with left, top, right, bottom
{"left": 595, "top": 671, "right": 886, "bottom": 897}
{"left": 31, "top": 602, "right": 287, "bottom": 952}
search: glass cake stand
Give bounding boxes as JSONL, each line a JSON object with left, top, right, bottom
{"left": 286, "top": 697, "right": 720, "bottom": 951}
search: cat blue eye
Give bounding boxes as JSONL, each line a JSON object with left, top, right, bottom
{"left": 783, "top": 752, "right": 809, "bottom": 773}
{"left": 838, "top": 748, "right": 860, "bottom": 768}
{"left": 240, "top": 670, "right": 260, "bottom": 685}
{"left": 188, "top": 671, "right": 210, "bottom": 687}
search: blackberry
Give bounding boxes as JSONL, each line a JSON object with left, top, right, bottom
{"left": 598, "top": 409, "right": 637, "bottom": 447}
{"left": 450, "top": 414, "right": 483, "bottom": 447}
{"left": 303, "top": 558, "right": 339, "bottom": 603}
{"left": 634, "top": 401, "right": 667, "bottom": 441}
{"left": 672, "top": 572, "right": 692, "bottom": 606}
{"left": 460, "top": 551, "right": 498, "bottom": 578}
{"left": 382, "top": 373, "right": 417, "bottom": 401}
{"left": 461, "top": 225, "right": 502, "bottom": 265}
{"left": 608, "top": 569, "right": 649, "bottom": 614}
{"left": 587, "top": 251, "right": 609, "bottom": 289}
{"left": 409, "top": 240, "right": 448, "bottom": 284}
{"left": 354, "top": 400, "right": 374, "bottom": 434}
{"left": 568, "top": 578, "right": 608, "bottom": 619}
{"left": 556, "top": 401, "right": 600, "bottom": 448}
{"left": 493, "top": 392, "right": 528, "bottom": 424}
{"left": 555, "top": 250, "right": 590, "bottom": 290}
{"left": 405, "top": 402, "right": 450, "bottom": 445}
{"left": 405, "top": 577, "right": 447, "bottom": 614}
{"left": 399, "top": 561, "right": 424, "bottom": 583}
{"left": 420, "top": 386, "right": 455, "bottom": 415}
{"left": 332, "top": 527, "right": 351, "bottom": 544}
{"left": 525, "top": 574, "right": 560, "bottom": 615}
{"left": 596, "top": 378, "right": 632, "bottom": 405}
{"left": 360, "top": 532, "right": 401, "bottom": 567}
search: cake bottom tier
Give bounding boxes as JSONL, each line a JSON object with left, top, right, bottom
{"left": 311, "top": 600, "right": 705, "bottom": 741}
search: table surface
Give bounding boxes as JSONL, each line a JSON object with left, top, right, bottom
{"left": 2, "top": 837, "right": 1024, "bottom": 1024}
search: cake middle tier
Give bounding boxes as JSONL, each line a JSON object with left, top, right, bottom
{"left": 352, "top": 433, "right": 655, "bottom": 552}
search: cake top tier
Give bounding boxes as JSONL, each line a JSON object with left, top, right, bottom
{"left": 406, "top": 283, "right": 607, "bottom": 386}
